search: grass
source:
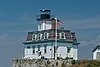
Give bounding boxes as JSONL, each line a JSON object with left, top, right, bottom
{"left": 71, "top": 60, "right": 100, "bottom": 67}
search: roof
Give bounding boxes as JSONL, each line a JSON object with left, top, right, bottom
{"left": 28, "top": 29, "right": 70, "bottom": 34}
{"left": 92, "top": 45, "right": 100, "bottom": 52}
{"left": 23, "top": 39, "right": 74, "bottom": 44}
{"left": 40, "top": 9, "right": 51, "bottom": 12}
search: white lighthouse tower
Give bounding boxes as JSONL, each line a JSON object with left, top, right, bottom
{"left": 37, "top": 10, "right": 52, "bottom": 31}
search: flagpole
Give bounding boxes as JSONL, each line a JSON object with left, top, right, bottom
{"left": 55, "top": 18, "right": 57, "bottom": 60}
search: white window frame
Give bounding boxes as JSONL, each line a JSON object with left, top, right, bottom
{"left": 38, "top": 33, "right": 42, "bottom": 40}
{"left": 32, "top": 46, "right": 35, "bottom": 54}
{"left": 44, "top": 32, "right": 48, "bottom": 39}
{"left": 32, "top": 34, "right": 36, "bottom": 40}
{"left": 44, "top": 45, "right": 47, "bottom": 54}
{"left": 37, "top": 45, "right": 41, "bottom": 51}
{"left": 60, "top": 32, "right": 65, "bottom": 39}
{"left": 96, "top": 52, "right": 100, "bottom": 60}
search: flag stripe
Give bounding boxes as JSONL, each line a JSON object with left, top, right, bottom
{"left": 57, "top": 20, "right": 62, "bottom": 25}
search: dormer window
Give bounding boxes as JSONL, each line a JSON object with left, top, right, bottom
{"left": 33, "top": 34, "right": 36, "bottom": 40}
{"left": 38, "top": 33, "right": 42, "bottom": 40}
{"left": 60, "top": 32, "right": 65, "bottom": 39}
{"left": 44, "top": 32, "right": 48, "bottom": 39}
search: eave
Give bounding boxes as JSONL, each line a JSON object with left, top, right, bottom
{"left": 23, "top": 39, "right": 79, "bottom": 45}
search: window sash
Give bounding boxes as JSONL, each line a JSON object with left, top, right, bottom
{"left": 33, "top": 34, "right": 36, "bottom": 40}
{"left": 38, "top": 33, "right": 42, "bottom": 40}
{"left": 38, "top": 45, "right": 41, "bottom": 51}
{"left": 32, "top": 46, "right": 35, "bottom": 54}
{"left": 60, "top": 32, "right": 65, "bottom": 39}
{"left": 97, "top": 52, "right": 100, "bottom": 60}
{"left": 44, "top": 32, "right": 48, "bottom": 39}
{"left": 44, "top": 45, "right": 47, "bottom": 53}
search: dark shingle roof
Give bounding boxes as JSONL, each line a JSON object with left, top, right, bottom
{"left": 92, "top": 45, "right": 100, "bottom": 52}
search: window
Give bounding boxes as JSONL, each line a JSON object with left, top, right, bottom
{"left": 38, "top": 33, "right": 41, "bottom": 40}
{"left": 60, "top": 32, "right": 65, "bottom": 39}
{"left": 39, "top": 23, "right": 41, "bottom": 30}
{"left": 44, "top": 32, "right": 48, "bottom": 39}
{"left": 27, "top": 46, "right": 30, "bottom": 49}
{"left": 96, "top": 52, "right": 100, "bottom": 60}
{"left": 98, "top": 47, "right": 100, "bottom": 50}
{"left": 67, "top": 47, "right": 71, "bottom": 53}
{"left": 38, "top": 45, "right": 41, "bottom": 51}
{"left": 32, "top": 46, "right": 35, "bottom": 54}
{"left": 33, "top": 34, "right": 36, "bottom": 40}
{"left": 44, "top": 45, "right": 47, "bottom": 53}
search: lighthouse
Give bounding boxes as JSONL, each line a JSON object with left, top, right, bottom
{"left": 23, "top": 9, "right": 80, "bottom": 60}
{"left": 12, "top": 9, "right": 80, "bottom": 67}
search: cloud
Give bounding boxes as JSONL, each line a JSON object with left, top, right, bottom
{"left": 79, "top": 35, "right": 100, "bottom": 46}
{"left": 63, "top": 14, "right": 100, "bottom": 30}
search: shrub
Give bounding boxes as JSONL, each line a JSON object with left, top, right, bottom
{"left": 61, "top": 62, "right": 66, "bottom": 67}
{"left": 47, "top": 60, "right": 51, "bottom": 64}
{"left": 71, "top": 60, "right": 76, "bottom": 64}
{"left": 56, "top": 62, "right": 58, "bottom": 66}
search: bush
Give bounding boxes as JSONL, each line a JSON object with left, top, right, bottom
{"left": 56, "top": 62, "right": 58, "bottom": 66}
{"left": 71, "top": 60, "right": 76, "bottom": 64}
{"left": 47, "top": 60, "right": 51, "bottom": 64}
{"left": 71, "top": 60, "right": 100, "bottom": 67}
{"left": 61, "top": 62, "right": 66, "bottom": 67}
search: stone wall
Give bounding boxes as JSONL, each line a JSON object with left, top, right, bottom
{"left": 12, "top": 58, "right": 72, "bottom": 67}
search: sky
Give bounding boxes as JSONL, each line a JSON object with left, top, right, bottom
{"left": 0, "top": 0, "right": 100, "bottom": 67}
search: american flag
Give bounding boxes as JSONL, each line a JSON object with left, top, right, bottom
{"left": 57, "top": 19, "right": 62, "bottom": 25}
